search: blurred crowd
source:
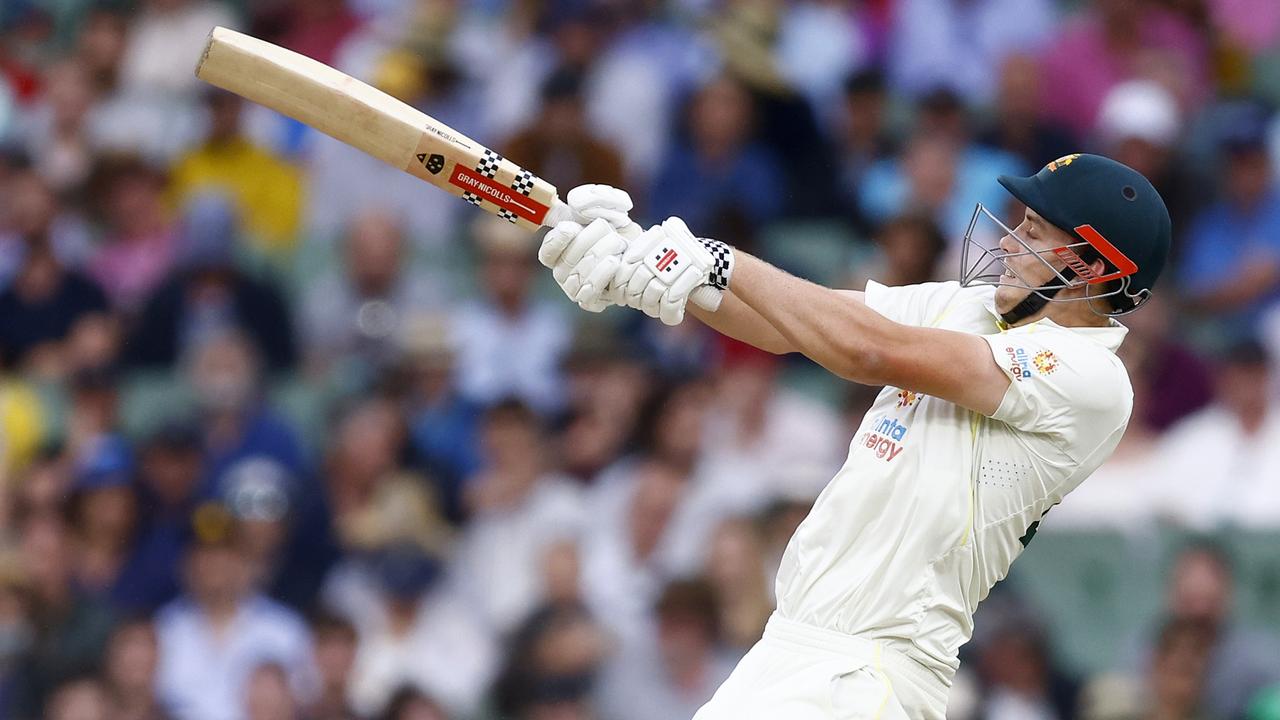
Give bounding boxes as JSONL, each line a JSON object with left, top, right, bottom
{"left": 1, "top": 0, "right": 1280, "bottom": 719}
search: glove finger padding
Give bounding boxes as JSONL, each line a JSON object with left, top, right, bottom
{"left": 575, "top": 254, "right": 621, "bottom": 306}
{"left": 539, "top": 221, "right": 584, "bottom": 269}
{"left": 566, "top": 184, "right": 633, "bottom": 215}
{"left": 561, "top": 218, "right": 616, "bottom": 266}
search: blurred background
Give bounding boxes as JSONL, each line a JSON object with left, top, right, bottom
{"left": 0, "top": 0, "right": 1279, "bottom": 719}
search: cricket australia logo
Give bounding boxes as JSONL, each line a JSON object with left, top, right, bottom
{"left": 896, "top": 388, "right": 922, "bottom": 408}
{"left": 417, "top": 153, "right": 445, "bottom": 175}
{"left": 1033, "top": 350, "right": 1059, "bottom": 375}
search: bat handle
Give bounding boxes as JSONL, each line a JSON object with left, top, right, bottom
{"left": 542, "top": 196, "right": 722, "bottom": 312}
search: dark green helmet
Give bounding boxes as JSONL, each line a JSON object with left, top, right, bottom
{"left": 995, "top": 153, "right": 1172, "bottom": 314}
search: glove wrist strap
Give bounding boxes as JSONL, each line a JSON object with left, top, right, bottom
{"left": 699, "top": 238, "right": 734, "bottom": 290}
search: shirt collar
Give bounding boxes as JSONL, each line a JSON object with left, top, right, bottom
{"left": 980, "top": 289, "right": 1129, "bottom": 352}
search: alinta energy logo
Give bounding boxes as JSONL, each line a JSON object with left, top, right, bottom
{"left": 856, "top": 414, "right": 910, "bottom": 463}
{"left": 1033, "top": 350, "right": 1059, "bottom": 375}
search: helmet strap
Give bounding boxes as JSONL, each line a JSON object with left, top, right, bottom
{"left": 999, "top": 267, "right": 1077, "bottom": 326}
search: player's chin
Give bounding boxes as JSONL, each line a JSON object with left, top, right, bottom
{"left": 993, "top": 283, "right": 1025, "bottom": 314}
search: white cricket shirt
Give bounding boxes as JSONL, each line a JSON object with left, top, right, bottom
{"left": 773, "top": 280, "right": 1132, "bottom": 683}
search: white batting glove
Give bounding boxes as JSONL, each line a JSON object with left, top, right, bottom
{"left": 606, "top": 217, "right": 722, "bottom": 325}
{"left": 538, "top": 218, "right": 627, "bottom": 312}
{"left": 564, "top": 184, "right": 640, "bottom": 236}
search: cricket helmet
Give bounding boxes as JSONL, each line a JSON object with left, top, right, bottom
{"left": 960, "top": 153, "right": 1172, "bottom": 322}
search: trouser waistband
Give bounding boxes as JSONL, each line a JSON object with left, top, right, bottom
{"left": 762, "top": 614, "right": 950, "bottom": 707}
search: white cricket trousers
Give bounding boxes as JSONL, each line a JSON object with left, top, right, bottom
{"left": 691, "top": 614, "right": 950, "bottom": 720}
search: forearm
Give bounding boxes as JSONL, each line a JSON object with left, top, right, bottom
{"left": 727, "top": 252, "right": 888, "bottom": 382}
{"left": 689, "top": 290, "right": 794, "bottom": 355}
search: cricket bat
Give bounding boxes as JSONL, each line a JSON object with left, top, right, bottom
{"left": 195, "top": 26, "right": 568, "bottom": 231}
{"left": 194, "top": 26, "right": 720, "bottom": 308}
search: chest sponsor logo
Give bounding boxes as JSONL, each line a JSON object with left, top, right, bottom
{"left": 856, "top": 414, "right": 909, "bottom": 462}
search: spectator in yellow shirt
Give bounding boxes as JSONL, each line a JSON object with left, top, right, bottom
{"left": 169, "top": 88, "right": 303, "bottom": 257}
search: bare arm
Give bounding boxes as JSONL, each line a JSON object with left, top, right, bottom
{"left": 727, "top": 252, "right": 1010, "bottom": 415}
{"left": 688, "top": 289, "right": 866, "bottom": 356}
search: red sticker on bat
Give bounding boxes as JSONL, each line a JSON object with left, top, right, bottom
{"left": 449, "top": 165, "right": 549, "bottom": 225}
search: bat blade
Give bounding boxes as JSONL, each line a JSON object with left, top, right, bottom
{"left": 195, "top": 26, "right": 566, "bottom": 230}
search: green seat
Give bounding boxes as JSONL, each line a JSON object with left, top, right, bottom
{"left": 119, "top": 370, "right": 195, "bottom": 439}
{"left": 760, "top": 221, "right": 864, "bottom": 287}
{"left": 1008, "top": 529, "right": 1162, "bottom": 674}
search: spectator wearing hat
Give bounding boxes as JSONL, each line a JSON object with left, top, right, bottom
{"left": 451, "top": 217, "right": 572, "bottom": 416}
{"left": 1180, "top": 102, "right": 1280, "bottom": 343}
{"left": 65, "top": 434, "right": 144, "bottom": 610}
{"left": 154, "top": 501, "right": 317, "bottom": 720}
{"left": 1094, "top": 79, "right": 1202, "bottom": 256}
{"left": 1038, "top": 0, "right": 1210, "bottom": 138}
{"left": 124, "top": 419, "right": 206, "bottom": 612}
{"left": 402, "top": 313, "right": 484, "bottom": 523}
{"left": 124, "top": 193, "right": 297, "bottom": 372}
{"left": 300, "top": 208, "right": 449, "bottom": 383}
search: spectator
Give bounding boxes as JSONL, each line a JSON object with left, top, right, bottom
{"left": 323, "top": 398, "right": 408, "bottom": 537}
{"left": 401, "top": 314, "right": 483, "bottom": 521}
{"left": 0, "top": 550, "right": 33, "bottom": 719}
{"left": 1135, "top": 543, "right": 1280, "bottom": 719}
{"left": 343, "top": 541, "right": 497, "bottom": 719}
{"left": 648, "top": 75, "right": 783, "bottom": 230}
{"left": 154, "top": 502, "right": 316, "bottom": 720}
{"left": 1039, "top": 0, "right": 1210, "bottom": 138}
{"left": 452, "top": 400, "right": 586, "bottom": 633}
{"left": 0, "top": 170, "right": 109, "bottom": 376}
{"left": 1179, "top": 102, "right": 1280, "bottom": 343}
{"left": 451, "top": 217, "right": 571, "bottom": 415}
{"left": 63, "top": 364, "right": 125, "bottom": 460}
{"left": 377, "top": 686, "right": 450, "bottom": 720}
{"left": 701, "top": 339, "right": 846, "bottom": 502}
{"left": 301, "top": 209, "right": 447, "bottom": 381}
{"left": 266, "top": 0, "right": 361, "bottom": 67}
{"left": 243, "top": 663, "right": 301, "bottom": 720}
{"left": 86, "top": 155, "right": 176, "bottom": 314}
{"left": 703, "top": 516, "right": 772, "bottom": 651}
{"left": 975, "top": 616, "right": 1079, "bottom": 719}
{"left": 18, "top": 60, "right": 97, "bottom": 192}
{"left": 835, "top": 69, "right": 898, "bottom": 232}
{"left": 848, "top": 213, "right": 949, "bottom": 292}
{"left": 888, "top": 0, "right": 1055, "bottom": 106}
{"left": 102, "top": 618, "right": 168, "bottom": 720}
{"left": 118, "top": 0, "right": 238, "bottom": 95}
{"left": 44, "top": 675, "right": 111, "bottom": 720}
{"left": 125, "top": 194, "right": 297, "bottom": 372}
{"left": 979, "top": 54, "right": 1077, "bottom": 170}
{"left": 1081, "top": 618, "right": 1215, "bottom": 720}
{"left": 504, "top": 68, "right": 627, "bottom": 195}
{"left": 127, "top": 420, "right": 206, "bottom": 612}
{"left": 596, "top": 578, "right": 738, "bottom": 720}
{"left": 183, "top": 329, "right": 307, "bottom": 498}
{"left": 859, "top": 88, "right": 1027, "bottom": 242}
{"left": 169, "top": 89, "right": 303, "bottom": 256}
{"left": 0, "top": 159, "right": 92, "bottom": 288}
{"left": 491, "top": 603, "right": 609, "bottom": 720}
{"left": 308, "top": 613, "right": 360, "bottom": 720}
{"left": 1151, "top": 340, "right": 1280, "bottom": 529}
{"left": 66, "top": 434, "right": 142, "bottom": 609}
{"left": 11, "top": 516, "right": 115, "bottom": 718}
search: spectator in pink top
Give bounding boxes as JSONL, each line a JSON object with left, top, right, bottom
{"left": 1039, "top": 0, "right": 1210, "bottom": 138}
{"left": 88, "top": 155, "right": 175, "bottom": 315}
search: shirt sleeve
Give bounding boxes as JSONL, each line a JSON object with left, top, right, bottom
{"left": 862, "top": 280, "right": 964, "bottom": 327}
{"left": 981, "top": 328, "right": 1133, "bottom": 452}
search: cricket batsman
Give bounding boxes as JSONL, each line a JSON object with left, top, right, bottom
{"left": 539, "top": 153, "right": 1171, "bottom": 719}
